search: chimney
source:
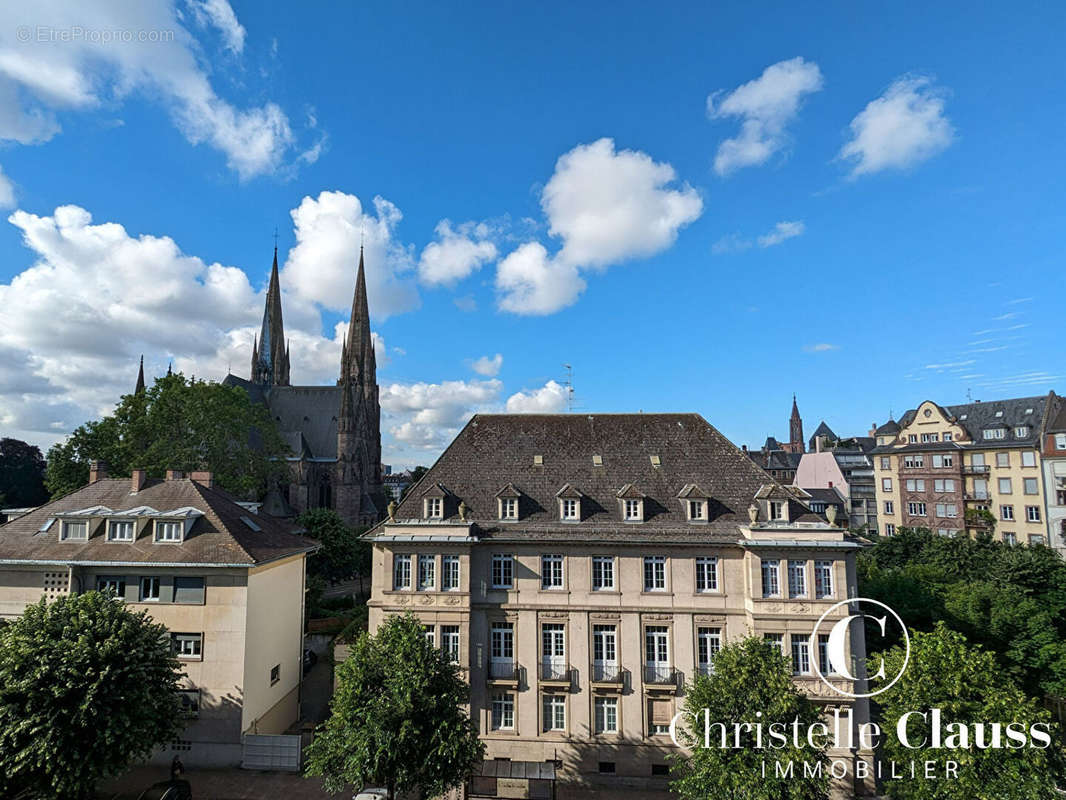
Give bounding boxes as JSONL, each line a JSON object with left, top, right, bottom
{"left": 190, "top": 470, "right": 214, "bottom": 489}
{"left": 165, "top": 469, "right": 184, "bottom": 481}
{"left": 131, "top": 469, "right": 147, "bottom": 493}
{"left": 742, "top": 444, "right": 748, "bottom": 453}
{"left": 815, "top": 436, "right": 822, "bottom": 453}
{"left": 89, "top": 460, "right": 108, "bottom": 483}
{"left": 869, "top": 423, "right": 877, "bottom": 437}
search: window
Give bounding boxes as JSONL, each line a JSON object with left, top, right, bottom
{"left": 561, "top": 498, "right": 579, "bottom": 520}
{"left": 651, "top": 764, "right": 670, "bottom": 776}
{"left": 139, "top": 576, "right": 161, "bottom": 602}
{"left": 884, "top": 523, "right": 896, "bottom": 536}
{"left": 425, "top": 497, "right": 443, "bottom": 518}
{"left": 490, "top": 623, "right": 514, "bottom": 673}
{"left": 763, "top": 633, "right": 785, "bottom": 653}
{"left": 769, "top": 500, "right": 785, "bottom": 520}
{"left": 814, "top": 561, "right": 833, "bottom": 599}
{"left": 1003, "top": 532, "right": 1017, "bottom": 546}
{"left": 996, "top": 452, "right": 1010, "bottom": 468}
{"left": 500, "top": 498, "right": 518, "bottom": 520}
{"left": 1022, "top": 451, "right": 1036, "bottom": 467}
{"left": 599, "top": 761, "right": 616, "bottom": 774}
{"left": 1029, "top": 534, "right": 1046, "bottom": 546}
{"left": 442, "top": 555, "right": 460, "bottom": 591}
{"left": 907, "top": 502, "right": 927, "bottom": 516}
{"left": 1026, "top": 506, "right": 1041, "bottom": 522}
{"left": 491, "top": 554, "right": 514, "bottom": 588}
{"left": 944, "top": 433, "right": 953, "bottom": 442}
{"left": 172, "top": 633, "right": 202, "bottom": 660}
{"left": 592, "top": 556, "right": 615, "bottom": 590}
{"left": 688, "top": 499, "right": 706, "bottom": 520}
{"left": 935, "top": 503, "right": 957, "bottom": 518}
{"left": 649, "top": 698, "right": 673, "bottom": 735}
{"left": 173, "top": 577, "right": 205, "bottom": 605}
{"left": 176, "top": 689, "right": 200, "bottom": 719}
{"left": 417, "top": 555, "right": 435, "bottom": 590}
{"left": 696, "top": 627, "right": 721, "bottom": 675}
{"left": 998, "top": 478, "right": 1013, "bottom": 494}
{"left": 761, "top": 559, "right": 781, "bottom": 598}
{"left": 937, "top": 528, "right": 953, "bottom": 538}
{"left": 791, "top": 634, "right": 811, "bottom": 675}
{"left": 817, "top": 634, "right": 833, "bottom": 675}
{"left": 921, "top": 433, "right": 939, "bottom": 443}
{"left": 984, "top": 428, "right": 1006, "bottom": 440}
{"left": 393, "top": 554, "right": 412, "bottom": 590}
{"left": 592, "top": 625, "right": 618, "bottom": 680}
{"left": 270, "top": 664, "right": 281, "bottom": 685}
{"left": 490, "top": 693, "right": 514, "bottom": 730}
{"left": 904, "top": 455, "right": 924, "bottom": 468}
{"left": 155, "top": 521, "right": 182, "bottom": 543}
{"left": 1001, "top": 505, "right": 1015, "bottom": 521}
{"left": 644, "top": 627, "right": 670, "bottom": 682}
{"left": 542, "top": 694, "right": 566, "bottom": 732}
{"left": 423, "top": 626, "right": 436, "bottom": 646}
{"left": 97, "top": 576, "right": 126, "bottom": 596}
{"left": 61, "top": 520, "right": 89, "bottom": 541}
{"left": 905, "top": 479, "right": 925, "bottom": 492}
{"left": 787, "top": 560, "right": 807, "bottom": 598}
{"left": 541, "top": 555, "right": 563, "bottom": 589}
{"left": 108, "top": 520, "right": 134, "bottom": 541}
{"left": 1015, "top": 426, "right": 1029, "bottom": 437}
{"left": 880, "top": 457, "right": 891, "bottom": 470}
{"left": 908, "top": 434, "right": 918, "bottom": 443}
{"left": 882, "top": 478, "right": 893, "bottom": 492}
{"left": 440, "top": 625, "right": 460, "bottom": 662}
{"left": 884, "top": 501, "right": 894, "bottom": 514}
{"left": 623, "top": 498, "right": 643, "bottom": 521}
{"left": 931, "top": 454, "right": 942, "bottom": 468}
{"left": 594, "top": 697, "right": 618, "bottom": 734}
{"left": 1056, "top": 434, "right": 1066, "bottom": 450}
{"left": 695, "top": 557, "right": 718, "bottom": 593}
{"left": 943, "top": 454, "right": 954, "bottom": 466}
{"left": 643, "top": 556, "right": 666, "bottom": 591}
{"left": 1024, "top": 478, "right": 1039, "bottom": 495}
{"left": 933, "top": 479, "right": 955, "bottom": 492}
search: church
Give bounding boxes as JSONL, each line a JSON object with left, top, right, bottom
{"left": 223, "top": 247, "right": 386, "bottom": 528}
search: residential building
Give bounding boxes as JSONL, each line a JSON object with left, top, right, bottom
{"left": 873, "top": 393, "right": 1057, "bottom": 545}
{"left": 365, "top": 413, "right": 873, "bottom": 800}
{"left": 1041, "top": 395, "right": 1066, "bottom": 554}
{"left": 745, "top": 440, "right": 802, "bottom": 482}
{"left": 793, "top": 428, "right": 878, "bottom": 535}
{"left": 0, "top": 464, "right": 315, "bottom": 767}
{"left": 223, "top": 247, "right": 386, "bottom": 527}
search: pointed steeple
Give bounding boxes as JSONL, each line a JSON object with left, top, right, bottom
{"left": 340, "top": 247, "right": 375, "bottom": 387}
{"left": 789, "top": 393, "right": 804, "bottom": 453}
{"left": 252, "top": 245, "right": 291, "bottom": 386}
{"left": 167, "top": 361, "right": 173, "bottom": 376}
{"left": 135, "top": 355, "right": 146, "bottom": 395}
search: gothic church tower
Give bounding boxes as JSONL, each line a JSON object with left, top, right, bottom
{"left": 251, "top": 247, "right": 291, "bottom": 386}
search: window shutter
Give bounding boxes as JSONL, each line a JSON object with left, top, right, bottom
{"left": 650, "top": 699, "right": 672, "bottom": 725}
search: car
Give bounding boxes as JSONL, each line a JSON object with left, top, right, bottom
{"left": 136, "top": 779, "right": 192, "bottom": 800}
{"left": 352, "top": 789, "right": 388, "bottom": 800}
{"left": 303, "top": 647, "right": 318, "bottom": 674}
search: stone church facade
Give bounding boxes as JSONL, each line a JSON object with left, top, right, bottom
{"left": 224, "top": 247, "right": 386, "bottom": 528}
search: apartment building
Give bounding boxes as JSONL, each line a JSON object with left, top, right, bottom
{"left": 1041, "top": 397, "right": 1066, "bottom": 553}
{"left": 872, "top": 393, "right": 1057, "bottom": 546}
{"left": 366, "top": 414, "right": 872, "bottom": 800}
{"left": 0, "top": 464, "right": 316, "bottom": 766}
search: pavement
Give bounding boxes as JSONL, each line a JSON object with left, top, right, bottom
{"left": 96, "top": 765, "right": 348, "bottom": 799}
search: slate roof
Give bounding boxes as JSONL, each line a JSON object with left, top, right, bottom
{"left": 808, "top": 421, "right": 837, "bottom": 446}
{"left": 1046, "top": 396, "right": 1066, "bottom": 435}
{"left": 748, "top": 448, "right": 803, "bottom": 472}
{"left": 875, "top": 419, "right": 900, "bottom": 435}
{"left": 872, "top": 393, "right": 1054, "bottom": 453}
{"left": 383, "top": 414, "right": 821, "bottom": 543}
{"left": 223, "top": 374, "right": 341, "bottom": 459}
{"left": 0, "top": 477, "right": 316, "bottom": 566}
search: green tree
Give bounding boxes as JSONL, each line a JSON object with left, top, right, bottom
{"left": 877, "top": 623, "right": 1065, "bottom": 799}
{"left": 670, "top": 635, "right": 830, "bottom": 800}
{"left": 0, "top": 592, "right": 185, "bottom": 799}
{"left": 305, "top": 612, "right": 484, "bottom": 798}
{"left": 45, "top": 372, "right": 288, "bottom": 499}
{"left": 298, "top": 508, "right": 371, "bottom": 583}
{"left": 0, "top": 439, "right": 49, "bottom": 509}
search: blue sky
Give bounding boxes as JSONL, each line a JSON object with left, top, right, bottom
{"left": 0, "top": 1, "right": 1062, "bottom": 467}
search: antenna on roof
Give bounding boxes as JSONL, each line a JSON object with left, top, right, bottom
{"left": 562, "top": 364, "right": 575, "bottom": 412}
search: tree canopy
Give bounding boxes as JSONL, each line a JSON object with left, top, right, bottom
{"left": 0, "top": 591, "right": 185, "bottom": 799}
{"left": 45, "top": 372, "right": 289, "bottom": 499}
{"left": 0, "top": 438, "right": 48, "bottom": 509}
{"left": 876, "top": 623, "right": 1065, "bottom": 799}
{"left": 305, "top": 612, "right": 484, "bottom": 798}
{"left": 298, "top": 508, "right": 370, "bottom": 583}
{"left": 670, "top": 635, "right": 830, "bottom": 800}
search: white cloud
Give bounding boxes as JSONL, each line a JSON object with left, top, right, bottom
{"left": 469, "top": 353, "right": 503, "bottom": 377}
{"left": 708, "top": 57, "right": 823, "bottom": 176}
{"left": 756, "top": 220, "right": 805, "bottom": 248}
{"left": 505, "top": 380, "right": 569, "bottom": 414}
{"left": 453, "top": 295, "right": 477, "bottom": 312}
{"left": 0, "top": 1, "right": 305, "bottom": 178}
{"left": 381, "top": 378, "right": 503, "bottom": 461}
{"left": 710, "top": 233, "right": 752, "bottom": 255}
{"left": 496, "top": 138, "right": 701, "bottom": 315}
{"left": 0, "top": 164, "right": 14, "bottom": 208}
{"left": 839, "top": 76, "right": 954, "bottom": 178}
{"left": 187, "top": 0, "right": 246, "bottom": 54}
{"left": 418, "top": 220, "right": 498, "bottom": 286}
{"left": 803, "top": 343, "right": 839, "bottom": 353}
{"left": 282, "top": 190, "right": 420, "bottom": 319}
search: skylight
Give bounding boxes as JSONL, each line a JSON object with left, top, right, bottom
{"left": 240, "top": 515, "right": 262, "bottom": 532}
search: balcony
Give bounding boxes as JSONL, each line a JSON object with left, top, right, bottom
{"left": 963, "top": 465, "right": 990, "bottom": 475}
{"left": 591, "top": 662, "right": 624, "bottom": 688}
{"left": 643, "top": 664, "right": 679, "bottom": 690}
{"left": 487, "top": 660, "right": 520, "bottom": 685}
{"left": 539, "top": 661, "right": 573, "bottom": 686}
{"left": 964, "top": 492, "right": 989, "bottom": 501}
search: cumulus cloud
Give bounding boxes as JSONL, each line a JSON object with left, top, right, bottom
{"left": 417, "top": 220, "right": 498, "bottom": 286}
{"left": 0, "top": 1, "right": 305, "bottom": 178}
{"left": 496, "top": 138, "right": 702, "bottom": 315}
{"left": 708, "top": 57, "right": 823, "bottom": 176}
{"left": 469, "top": 353, "right": 503, "bottom": 377}
{"left": 505, "top": 380, "right": 569, "bottom": 413}
{"left": 282, "top": 190, "right": 420, "bottom": 319}
{"left": 757, "top": 220, "right": 805, "bottom": 248}
{"left": 381, "top": 379, "right": 503, "bottom": 461}
{"left": 839, "top": 76, "right": 954, "bottom": 177}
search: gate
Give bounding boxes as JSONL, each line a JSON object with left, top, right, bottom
{"left": 241, "top": 733, "right": 301, "bottom": 771}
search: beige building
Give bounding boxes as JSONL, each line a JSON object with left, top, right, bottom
{"left": 0, "top": 465, "right": 315, "bottom": 767}
{"left": 872, "top": 393, "right": 1058, "bottom": 545}
{"left": 366, "top": 414, "right": 873, "bottom": 799}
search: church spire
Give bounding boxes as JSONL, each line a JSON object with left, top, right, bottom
{"left": 135, "top": 355, "right": 145, "bottom": 395}
{"left": 340, "top": 247, "right": 375, "bottom": 387}
{"left": 789, "top": 393, "right": 804, "bottom": 453}
{"left": 251, "top": 245, "right": 290, "bottom": 386}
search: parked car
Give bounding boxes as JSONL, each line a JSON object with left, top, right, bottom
{"left": 136, "top": 780, "right": 192, "bottom": 800}
{"left": 353, "top": 789, "right": 388, "bottom": 800}
{"left": 303, "top": 647, "right": 318, "bottom": 674}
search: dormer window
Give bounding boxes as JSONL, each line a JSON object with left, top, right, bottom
{"left": 983, "top": 428, "right": 1006, "bottom": 440}
{"left": 769, "top": 500, "right": 785, "bottom": 521}
{"left": 688, "top": 500, "right": 706, "bottom": 520}
{"left": 561, "top": 498, "right": 579, "bottom": 520}
{"left": 1015, "top": 426, "right": 1029, "bottom": 437}
{"left": 61, "top": 521, "right": 88, "bottom": 541}
{"left": 154, "top": 520, "right": 183, "bottom": 543}
{"left": 425, "top": 497, "right": 443, "bottom": 519}
{"left": 624, "top": 499, "right": 643, "bottom": 520}
{"left": 678, "top": 484, "right": 710, "bottom": 522}
{"left": 500, "top": 498, "right": 518, "bottom": 520}
{"left": 107, "top": 520, "right": 135, "bottom": 542}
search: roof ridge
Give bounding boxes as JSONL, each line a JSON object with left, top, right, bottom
{"left": 187, "top": 480, "right": 258, "bottom": 564}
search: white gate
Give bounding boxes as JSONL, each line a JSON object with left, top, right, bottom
{"left": 241, "top": 733, "right": 301, "bottom": 771}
